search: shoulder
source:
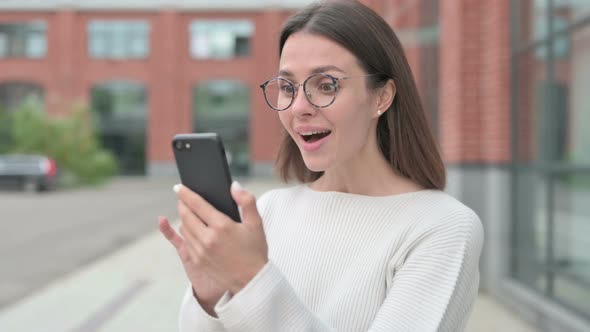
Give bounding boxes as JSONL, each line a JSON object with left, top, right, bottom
{"left": 392, "top": 191, "right": 482, "bottom": 241}
{"left": 410, "top": 190, "right": 480, "bottom": 222}
{"left": 402, "top": 190, "right": 484, "bottom": 247}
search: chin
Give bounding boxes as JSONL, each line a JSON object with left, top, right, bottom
{"left": 301, "top": 154, "right": 329, "bottom": 173}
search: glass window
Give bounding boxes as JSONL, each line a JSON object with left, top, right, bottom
{"left": 512, "top": 171, "right": 550, "bottom": 294}
{"left": 516, "top": 24, "right": 590, "bottom": 165}
{"left": 513, "top": 171, "right": 590, "bottom": 318}
{"left": 553, "top": 0, "right": 590, "bottom": 26}
{"left": 0, "top": 82, "right": 44, "bottom": 112}
{"left": 535, "top": 17, "right": 570, "bottom": 59}
{"left": 552, "top": 173, "right": 590, "bottom": 317}
{"left": 0, "top": 21, "right": 47, "bottom": 58}
{"left": 91, "top": 81, "right": 147, "bottom": 175}
{"left": 568, "top": 25, "right": 590, "bottom": 165}
{"left": 129, "top": 23, "right": 148, "bottom": 56}
{"left": 513, "top": 2, "right": 590, "bottom": 320}
{"left": 189, "top": 20, "right": 254, "bottom": 59}
{"left": 517, "top": 0, "right": 549, "bottom": 44}
{"left": 514, "top": 46, "right": 553, "bottom": 163}
{"left": 88, "top": 20, "right": 150, "bottom": 59}
{"left": 193, "top": 81, "right": 250, "bottom": 175}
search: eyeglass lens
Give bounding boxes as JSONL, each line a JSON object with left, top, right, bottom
{"left": 263, "top": 74, "right": 337, "bottom": 111}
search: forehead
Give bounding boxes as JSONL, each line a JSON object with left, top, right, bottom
{"left": 279, "top": 32, "right": 360, "bottom": 77}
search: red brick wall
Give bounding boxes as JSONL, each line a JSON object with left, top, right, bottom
{"left": 479, "top": 0, "right": 511, "bottom": 163}
{"left": 439, "top": 0, "right": 482, "bottom": 163}
{"left": 367, "top": 0, "right": 512, "bottom": 164}
{"left": 0, "top": 9, "right": 291, "bottom": 166}
{"left": 439, "top": 0, "right": 511, "bottom": 163}
{"left": 0, "top": 1, "right": 514, "bottom": 169}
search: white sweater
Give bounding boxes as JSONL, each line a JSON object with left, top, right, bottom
{"left": 179, "top": 185, "right": 484, "bottom": 332}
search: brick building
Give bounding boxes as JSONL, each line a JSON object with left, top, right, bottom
{"left": 0, "top": 0, "right": 309, "bottom": 176}
{"left": 1, "top": 1, "right": 589, "bottom": 330}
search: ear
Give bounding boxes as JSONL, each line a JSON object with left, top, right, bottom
{"left": 373, "top": 79, "right": 396, "bottom": 118}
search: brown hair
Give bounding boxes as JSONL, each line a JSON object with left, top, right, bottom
{"left": 275, "top": 0, "right": 446, "bottom": 190}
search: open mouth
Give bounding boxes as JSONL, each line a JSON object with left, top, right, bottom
{"left": 300, "top": 130, "right": 332, "bottom": 143}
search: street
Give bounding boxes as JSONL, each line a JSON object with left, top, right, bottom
{"left": 0, "top": 177, "right": 178, "bottom": 309}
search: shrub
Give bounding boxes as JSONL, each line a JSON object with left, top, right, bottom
{"left": 9, "top": 99, "right": 118, "bottom": 185}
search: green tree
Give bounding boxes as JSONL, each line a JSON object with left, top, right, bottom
{"left": 10, "top": 99, "right": 118, "bottom": 185}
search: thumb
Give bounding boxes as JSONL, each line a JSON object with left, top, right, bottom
{"left": 230, "top": 181, "right": 261, "bottom": 226}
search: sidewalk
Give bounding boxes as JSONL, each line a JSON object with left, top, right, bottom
{"left": 0, "top": 179, "right": 538, "bottom": 332}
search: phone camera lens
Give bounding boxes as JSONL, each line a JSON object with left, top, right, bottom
{"left": 175, "top": 141, "right": 183, "bottom": 150}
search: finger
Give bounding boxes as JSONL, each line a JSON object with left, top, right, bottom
{"left": 158, "top": 216, "right": 183, "bottom": 250}
{"left": 230, "top": 181, "right": 261, "bottom": 226}
{"left": 179, "top": 224, "right": 203, "bottom": 261}
{"left": 178, "top": 200, "right": 211, "bottom": 240}
{"left": 176, "top": 184, "right": 232, "bottom": 229}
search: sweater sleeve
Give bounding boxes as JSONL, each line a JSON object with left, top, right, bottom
{"left": 211, "top": 209, "right": 483, "bottom": 332}
{"left": 372, "top": 209, "right": 484, "bottom": 331}
{"left": 179, "top": 285, "right": 226, "bottom": 332}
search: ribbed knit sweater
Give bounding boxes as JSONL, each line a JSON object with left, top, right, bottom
{"left": 179, "top": 185, "right": 484, "bottom": 332}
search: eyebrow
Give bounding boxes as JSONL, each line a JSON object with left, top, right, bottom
{"left": 279, "top": 65, "right": 348, "bottom": 78}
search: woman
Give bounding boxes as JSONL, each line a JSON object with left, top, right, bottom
{"left": 159, "top": 0, "right": 484, "bottom": 331}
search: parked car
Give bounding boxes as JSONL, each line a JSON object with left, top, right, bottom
{"left": 0, "top": 154, "right": 58, "bottom": 191}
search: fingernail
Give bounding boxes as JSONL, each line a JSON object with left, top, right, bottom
{"left": 173, "top": 184, "right": 181, "bottom": 193}
{"left": 231, "top": 181, "right": 243, "bottom": 192}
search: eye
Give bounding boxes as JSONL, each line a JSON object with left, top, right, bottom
{"left": 318, "top": 82, "right": 337, "bottom": 94}
{"left": 279, "top": 83, "right": 295, "bottom": 96}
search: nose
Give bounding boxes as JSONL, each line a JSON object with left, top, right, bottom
{"left": 289, "top": 85, "right": 317, "bottom": 118}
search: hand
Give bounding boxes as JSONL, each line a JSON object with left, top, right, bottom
{"left": 158, "top": 216, "right": 226, "bottom": 315}
{"left": 175, "top": 182, "right": 269, "bottom": 295}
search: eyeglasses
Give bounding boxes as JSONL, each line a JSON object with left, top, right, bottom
{"left": 259, "top": 73, "right": 376, "bottom": 111}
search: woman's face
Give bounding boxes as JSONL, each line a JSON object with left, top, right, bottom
{"left": 277, "top": 32, "right": 380, "bottom": 173}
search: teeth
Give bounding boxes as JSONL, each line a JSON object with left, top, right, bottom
{"left": 299, "top": 130, "right": 330, "bottom": 136}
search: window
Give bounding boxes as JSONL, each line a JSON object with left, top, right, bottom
{"left": 534, "top": 17, "right": 570, "bottom": 59}
{"left": 193, "top": 81, "right": 250, "bottom": 175}
{"left": 512, "top": 0, "right": 590, "bottom": 319}
{"left": 0, "top": 82, "right": 44, "bottom": 111}
{"left": 190, "top": 20, "right": 254, "bottom": 59}
{"left": 0, "top": 21, "right": 47, "bottom": 58}
{"left": 88, "top": 20, "right": 149, "bottom": 59}
{"left": 91, "top": 81, "right": 147, "bottom": 174}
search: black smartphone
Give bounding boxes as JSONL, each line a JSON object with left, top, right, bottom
{"left": 172, "top": 133, "right": 241, "bottom": 222}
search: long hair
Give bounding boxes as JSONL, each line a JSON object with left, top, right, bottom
{"left": 275, "top": 0, "right": 446, "bottom": 190}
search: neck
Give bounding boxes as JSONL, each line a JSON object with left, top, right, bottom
{"left": 310, "top": 134, "right": 423, "bottom": 197}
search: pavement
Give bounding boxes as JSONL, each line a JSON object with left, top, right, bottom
{"left": 0, "top": 178, "right": 539, "bottom": 332}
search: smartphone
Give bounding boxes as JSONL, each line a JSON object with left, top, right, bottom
{"left": 172, "top": 133, "right": 241, "bottom": 222}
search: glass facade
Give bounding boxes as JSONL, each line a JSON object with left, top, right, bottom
{"left": 91, "top": 81, "right": 147, "bottom": 174}
{"left": 0, "top": 21, "right": 46, "bottom": 58}
{"left": 88, "top": 20, "right": 150, "bottom": 59}
{"left": 193, "top": 81, "right": 250, "bottom": 176}
{"left": 512, "top": 0, "right": 590, "bottom": 319}
{"left": 189, "top": 20, "right": 254, "bottom": 59}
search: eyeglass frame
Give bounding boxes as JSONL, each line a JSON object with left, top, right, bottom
{"left": 259, "top": 73, "right": 379, "bottom": 111}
